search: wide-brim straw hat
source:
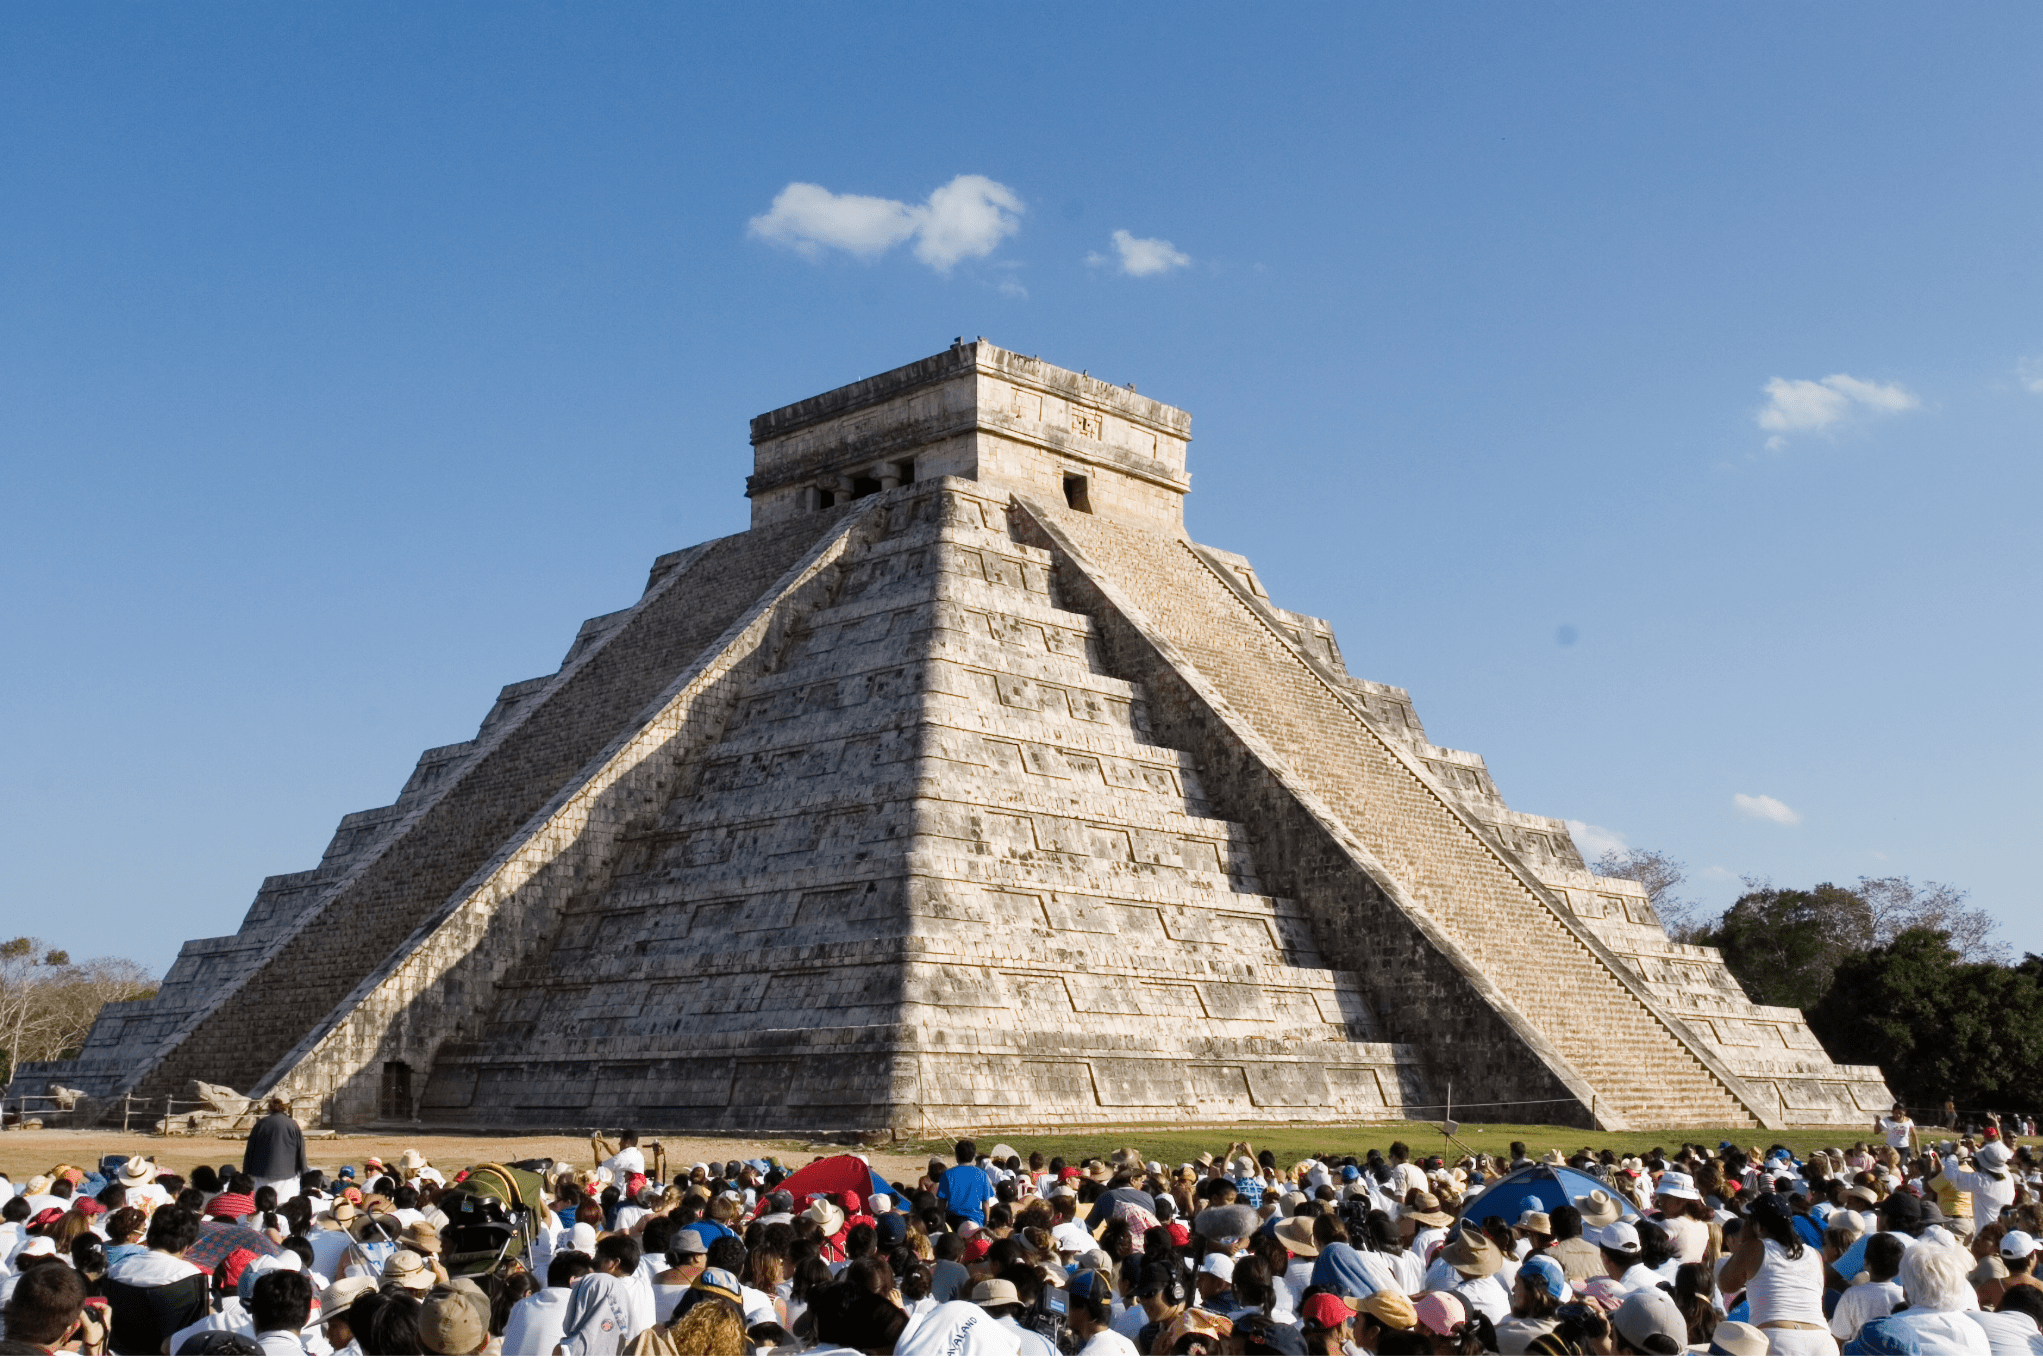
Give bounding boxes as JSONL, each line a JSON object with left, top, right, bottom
{"left": 1440, "top": 1223, "right": 1503, "bottom": 1277}
{"left": 1574, "top": 1191, "right": 1621, "bottom": 1227}
{"left": 1272, "top": 1216, "right": 1319, "bottom": 1258}
{"left": 1402, "top": 1191, "right": 1453, "bottom": 1227}
{"left": 117, "top": 1156, "right": 159, "bottom": 1187}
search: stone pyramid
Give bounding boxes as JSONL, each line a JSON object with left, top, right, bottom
{"left": 25, "top": 342, "right": 1890, "bottom": 1134}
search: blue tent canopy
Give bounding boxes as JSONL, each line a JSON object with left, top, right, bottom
{"left": 1461, "top": 1164, "right": 1639, "bottom": 1228}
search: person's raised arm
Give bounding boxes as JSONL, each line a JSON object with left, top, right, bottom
{"left": 1718, "top": 1222, "right": 1764, "bottom": 1296}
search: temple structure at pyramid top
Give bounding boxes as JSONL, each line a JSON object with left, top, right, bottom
{"left": 18, "top": 340, "right": 1891, "bottom": 1134}
{"left": 745, "top": 340, "right": 1193, "bottom": 531}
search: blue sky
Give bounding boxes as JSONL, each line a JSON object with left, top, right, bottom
{"left": 5, "top": 3, "right": 2039, "bottom": 973}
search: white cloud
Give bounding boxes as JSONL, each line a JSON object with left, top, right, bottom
{"left": 1565, "top": 820, "right": 1629, "bottom": 862}
{"left": 747, "top": 174, "right": 1024, "bottom": 273}
{"left": 1095, "top": 229, "right": 1191, "bottom": 277}
{"left": 1756, "top": 373, "right": 1918, "bottom": 448}
{"left": 2018, "top": 356, "right": 2043, "bottom": 394}
{"left": 1733, "top": 793, "right": 1802, "bottom": 826}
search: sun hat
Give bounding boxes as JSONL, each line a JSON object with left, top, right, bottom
{"left": 419, "top": 1287, "right": 486, "bottom": 1354}
{"left": 1083, "top": 1160, "right": 1112, "bottom": 1182}
{"left": 1413, "top": 1292, "right": 1467, "bottom": 1336}
{"left": 1356, "top": 1289, "right": 1417, "bottom": 1330}
{"left": 14, "top": 1237, "right": 58, "bottom": 1261}
{"left": 1440, "top": 1223, "right": 1503, "bottom": 1277}
{"left": 1573, "top": 1190, "right": 1621, "bottom": 1227}
{"left": 1515, "top": 1208, "right": 1552, "bottom": 1236}
{"left": 380, "top": 1247, "right": 437, "bottom": 1290}
{"left": 1978, "top": 1143, "right": 2013, "bottom": 1174}
{"left": 1272, "top": 1216, "right": 1319, "bottom": 1258}
{"left": 1611, "top": 1288, "right": 1685, "bottom": 1353}
{"left": 1655, "top": 1171, "right": 1701, "bottom": 1202}
{"left": 1842, "top": 1184, "right": 1879, "bottom": 1207}
{"left": 1401, "top": 1190, "right": 1453, "bottom": 1227}
{"left": 1708, "top": 1320, "right": 1771, "bottom": 1356}
{"left": 117, "top": 1156, "right": 158, "bottom": 1187}
{"left": 312, "top": 1276, "right": 378, "bottom": 1326}
{"left": 971, "top": 1278, "right": 1020, "bottom": 1308}
{"left": 1593, "top": 1221, "right": 1642, "bottom": 1253}
{"left": 801, "top": 1201, "right": 845, "bottom": 1237}
{"left": 1200, "top": 1252, "right": 1236, "bottom": 1279}
{"left": 2002, "top": 1230, "right": 2039, "bottom": 1260}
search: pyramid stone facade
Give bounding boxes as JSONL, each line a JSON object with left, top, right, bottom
{"left": 20, "top": 341, "right": 1890, "bottom": 1133}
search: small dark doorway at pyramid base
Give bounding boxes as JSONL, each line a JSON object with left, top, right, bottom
{"left": 379, "top": 1060, "right": 413, "bottom": 1121}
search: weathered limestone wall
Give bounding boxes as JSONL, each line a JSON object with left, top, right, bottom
{"left": 388, "top": 480, "right": 1423, "bottom": 1133}
{"left": 1016, "top": 499, "right": 1770, "bottom": 1130}
{"left": 50, "top": 516, "right": 835, "bottom": 1119}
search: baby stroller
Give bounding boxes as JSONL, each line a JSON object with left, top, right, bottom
{"left": 439, "top": 1162, "right": 545, "bottom": 1277}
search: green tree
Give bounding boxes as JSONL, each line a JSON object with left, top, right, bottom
{"left": 1808, "top": 929, "right": 2043, "bottom": 1110}
{"left": 1702, "top": 883, "right": 1872, "bottom": 1009}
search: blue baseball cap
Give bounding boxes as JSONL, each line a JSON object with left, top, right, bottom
{"left": 1517, "top": 1255, "right": 1568, "bottom": 1301}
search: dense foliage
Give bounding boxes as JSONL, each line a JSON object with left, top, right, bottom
{"left": 1806, "top": 931, "right": 2043, "bottom": 1112}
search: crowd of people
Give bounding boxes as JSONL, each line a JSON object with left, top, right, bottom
{"left": 3, "top": 1103, "right": 2043, "bottom": 1355}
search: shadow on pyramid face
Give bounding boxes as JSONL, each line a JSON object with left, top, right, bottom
{"left": 27, "top": 343, "right": 1888, "bottom": 1139}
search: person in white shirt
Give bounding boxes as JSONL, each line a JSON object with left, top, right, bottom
{"left": 106, "top": 1207, "right": 208, "bottom": 1287}
{"left": 503, "top": 1249, "right": 592, "bottom": 1356}
{"left": 1878, "top": 1105, "right": 1918, "bottom": 1155}
{"left": 1067, "top": 1270, "right": 1138, "bottom": 1356}
{"left": 592, "top": 1129, "right": 647, "bottom": 1186}
{"left": 1829, "top": 1232, "right": 1904, "bottom": 1345}
{"left": 1943, "top": 1143, "right": 2016, "bottom": 1233}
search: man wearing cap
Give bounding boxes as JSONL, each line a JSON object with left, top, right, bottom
{"left": 1943, "top": 1139, "right": 2016, "bottom": 1233}
{"left": 1592, "top": 1220, "right": 1662, "bottom": 1298}
{"left": 2001, "top": 1229, "right": 2043, "bottom": 1297}
{"left": 243, "top": 1098, "right": 307, "bottom": 1201}
{"left": 1609, "top": 1286, "right": 1687, "bottom": 1354}
{"left": 1495, "top": 1255, "right": 1570, "bottom": 1353}
{"left": 1066, "top": 1269, "right": 1137, "bottom": 1356}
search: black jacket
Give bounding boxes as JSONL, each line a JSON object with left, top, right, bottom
{"left": 242, "top": 1111, "right": 306, "bottom": 1180}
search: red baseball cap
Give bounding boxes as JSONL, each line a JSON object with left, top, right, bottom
{"left": 1302, "top": 1295, "right": 1357, "bottom": 1329}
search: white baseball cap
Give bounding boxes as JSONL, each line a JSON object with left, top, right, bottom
{"left": 1828, "top": 1209, "right": 1870, "bottom": 1235}
{"left": 1200, "top": 1252, "right": 1236, "bottom": 1278}
{"left": 1594, "top": 1220, "right": 1642, "bottom": 1252}
{"left": 2003, "top": 1230, "right": 2039, "bottom": 1260}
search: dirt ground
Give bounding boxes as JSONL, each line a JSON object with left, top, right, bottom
{"left": 0, "top": 1128, "right": 935, "bottom": 1189}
